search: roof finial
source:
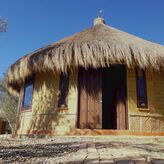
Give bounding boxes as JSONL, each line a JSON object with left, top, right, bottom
{"left": 94, "top": 10, "right": 106, "bottom": 25}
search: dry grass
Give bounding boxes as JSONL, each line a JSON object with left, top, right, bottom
{"left": 7, "top": 23, "right": 164, "bottom": 94}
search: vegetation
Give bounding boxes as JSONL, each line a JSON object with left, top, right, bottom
{"left": 0, "top": 75, "right": 18, "bottom": 134}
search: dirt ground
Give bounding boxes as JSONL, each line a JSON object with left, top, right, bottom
{"left": 0, "top": 135, "right": 164, "bottom": 163}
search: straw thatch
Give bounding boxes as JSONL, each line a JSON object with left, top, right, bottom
{"left": 7, "top": 22, "right": 164, "bottom": 94}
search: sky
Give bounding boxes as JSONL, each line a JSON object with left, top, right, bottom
{"left": 0, "top": 0, "right": 164, "bottom": 77}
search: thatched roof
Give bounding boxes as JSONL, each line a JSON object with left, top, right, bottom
{"left": 7, "top": 18, "right": 164, "bottom": 94}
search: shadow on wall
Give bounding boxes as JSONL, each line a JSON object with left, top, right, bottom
{"left": 16, "top": 70, "right": 78, "bottom": 135}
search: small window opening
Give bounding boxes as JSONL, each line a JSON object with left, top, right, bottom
{"left": 58, "top": 72, "right": 69, "bottom": 107}
{"left": 22, "top": 79, "right": 34, "bottom": 109}
{"left": 136, "top": 67, "right": 148, "bottom": 108}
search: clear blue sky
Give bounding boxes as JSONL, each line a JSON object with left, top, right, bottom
{"left": 0, "top": 0, "right": 164, "bottom": 77}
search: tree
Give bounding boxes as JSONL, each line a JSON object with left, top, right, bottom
{"left": 0, "top": 76, "right": 18, "bottom": 134}
{"left": 0, "top": 17, "right": 7, "bottom": 32}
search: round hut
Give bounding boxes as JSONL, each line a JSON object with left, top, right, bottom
{"left": 7, "top": 17, "right": 164, "bottom": 136}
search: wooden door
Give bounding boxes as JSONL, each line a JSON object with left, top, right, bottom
{"left": 78, "top": 68, "right": 102, "bottom": 129}
{"left": 115, "top": 66, "right": 128, "bottom": 130}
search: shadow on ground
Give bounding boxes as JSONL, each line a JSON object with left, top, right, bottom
{"left": 0, "top": 142, "right": 80, "bottom": 163}
{"left": 0, "top": 140, "right": 163, "bottom": 163}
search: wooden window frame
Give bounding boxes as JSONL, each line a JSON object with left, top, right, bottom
{"left": 21, "top": 77, "right": 35, "bottom": 112}
{"left": 135, "top": 67, "right": 148, "bottom": 108}
{"left": 57, "top": 72, "right": 69, "bottom": 108}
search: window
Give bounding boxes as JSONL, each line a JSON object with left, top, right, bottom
{"left": 22, "top": 80, "right": 34, "bottom": 109}
{"left": 58, "top": 72, "right": 69, "bottom": 107}
{"left": 136, "top": 67, "right": 148, "bottom": 108}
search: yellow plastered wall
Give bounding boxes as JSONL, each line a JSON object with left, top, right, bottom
{"left": 16, "top": 68, "right": 164, "bottom": 135}
{"left": 127, "top": 69, "right": 164, "bottom": 132}
{"left": 16, "top": 70, "right": 78, "bottom": 135}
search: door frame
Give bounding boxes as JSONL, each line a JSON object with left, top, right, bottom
{"left": 76, "top": 66, "right": 129, "bottom": 130}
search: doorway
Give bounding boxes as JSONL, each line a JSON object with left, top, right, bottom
{"left": 77, "top": 65, "right": 128, "bottom": 130}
